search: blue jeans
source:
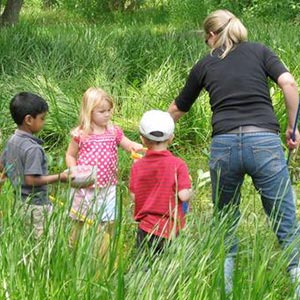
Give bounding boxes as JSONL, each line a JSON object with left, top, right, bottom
{"left": 209, "top": 132, "right": 299, "bottom": 270}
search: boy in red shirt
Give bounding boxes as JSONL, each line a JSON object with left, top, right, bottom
{"left": 129, "top": 110, "right": 192, "bottom": 254}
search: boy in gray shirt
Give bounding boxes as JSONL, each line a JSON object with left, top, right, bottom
{"left": 0, "top": 92, "right": 71, "bottom": 239}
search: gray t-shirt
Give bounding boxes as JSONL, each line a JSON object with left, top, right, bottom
{"left": 1, "top": 129, "right": 49, "bottom": 205}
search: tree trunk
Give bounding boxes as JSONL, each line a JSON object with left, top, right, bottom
{"left": 0, "top": 0, "right": 24, "bottom": 26}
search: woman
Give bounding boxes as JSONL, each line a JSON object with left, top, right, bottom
{"left": 168, "top": 9, "right": 300, "bottom": 296}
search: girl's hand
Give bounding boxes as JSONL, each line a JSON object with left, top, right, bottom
{"left": 131, "top": 147, "right": 147, "bottom": 160}
{"left": 131, "top": 142, "right": 144, "bottom": 152}
{"left": 120, "top": 136, "right": 143, "bottom": 153}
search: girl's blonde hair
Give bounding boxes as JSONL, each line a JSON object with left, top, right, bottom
{"left": 75, "top": 87, "right": 114, "bottom": 134}
{"left": 203, "top": 9, "right": 248, "bottom": 59}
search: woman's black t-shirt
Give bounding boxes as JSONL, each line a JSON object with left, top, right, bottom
{"left": 175, "top": 42, "right": 288, "bottom": 136}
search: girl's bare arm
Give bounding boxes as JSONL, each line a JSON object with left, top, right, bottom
{"left": 25, "top": 171, "right": 71, "bottom": 186}
{"left": 119, "top": 136, "right": 143, "bottom": 152}
{"left": 66, "top": 139, "right": 79, "bottom": 167}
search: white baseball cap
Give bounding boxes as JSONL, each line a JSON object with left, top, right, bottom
{"left": 139, "top": 110, "right": 175, "bottom": 142}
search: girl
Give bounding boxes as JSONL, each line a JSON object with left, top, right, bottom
{"left": 66, "top": 87, "right": 142, "bottom": 248}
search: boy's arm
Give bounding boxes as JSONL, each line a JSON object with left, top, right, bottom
{"left": 0, "top": 157, "right": 6, "bottom": 189}
{"left": 119, "top": 136, "right": 143, "bottom": 152}
{"left": 66, "top": 139, "right": 79, "bottom": 167}
{"left": 0, "top": 152, "right": 5, "bottom": 173}
{"left": 25, "top": 171, "right": 70, "bottom": 186}
{"left": 178, "top": 189, "right": 193, "bottom": 202}
{"left": 130, "top": 192, "right": 135, "bottom": 202}
{"left": 0, "top": 169, "right": 6, "bottom": 190}
{"left": 177, "top": 163, "right": 193, "bottom": 202}
{"left": 0, "top": 161, "right": 4, "bottom": 175}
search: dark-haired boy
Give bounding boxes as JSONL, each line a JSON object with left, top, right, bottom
{"left": 0, "top": 92, "right": 71, "bottom": 239}
{"left": 129, "top": 110, "right": 193, "bottom": 255}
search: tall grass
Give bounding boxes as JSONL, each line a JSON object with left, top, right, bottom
{"left": 0, "top": 5, "right": 300, "bottom": 300}
{"left": 0, "top": 180, "right": 296, "bottom": 299}
{"left": 1, "top": 13, "right": 299, "bottom": 151}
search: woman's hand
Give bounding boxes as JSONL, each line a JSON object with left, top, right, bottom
{"left": 286, "top": 128, "right": 300, "bottom": 150}
{"left": 168, "top": 101, "right": 186, "bottom": 122}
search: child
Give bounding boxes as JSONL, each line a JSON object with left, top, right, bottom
{"left": 129, "top": 110, "right": 193, "bottom": 255}
{"left": 0, "top": 92, "right": 71, "bottom": 239}
{"left": 65, "top": 87, "right": 142, "bottom": 249}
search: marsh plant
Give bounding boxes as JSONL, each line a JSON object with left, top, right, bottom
{"left": 0, "top": 180, "right": 296, "bottom": 299}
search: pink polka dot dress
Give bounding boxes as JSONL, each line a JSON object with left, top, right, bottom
{"left": 73, "top": 125, "right": 124, "bottom": 187}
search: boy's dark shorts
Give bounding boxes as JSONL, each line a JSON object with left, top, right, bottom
{"left": 136, "top": 227, "right": 169, "bottom": 255}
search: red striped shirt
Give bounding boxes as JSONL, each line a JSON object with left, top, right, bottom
{"left": 129, "top": 150, "right": 191, "bottom": 238}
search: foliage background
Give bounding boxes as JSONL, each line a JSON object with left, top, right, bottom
{"left": 0, "top": 0, "right": 300, "bottom": 299}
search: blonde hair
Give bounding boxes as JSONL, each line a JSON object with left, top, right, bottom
{"left": 74, "top": 87, "right": 114, "bottom": 135}
{"left": 203, "top": 9, "right": 248, "bottom": 59}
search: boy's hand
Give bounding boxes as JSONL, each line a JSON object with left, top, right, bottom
{"left": 179, "top": 188, "right": 193, "bottom": 202}
{"left": 59, "top": 171, "right": 74, "bottom": 183}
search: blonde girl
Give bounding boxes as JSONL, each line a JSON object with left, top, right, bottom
{"left": 66, "top": 87, "right": 142, "bottom": 248}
